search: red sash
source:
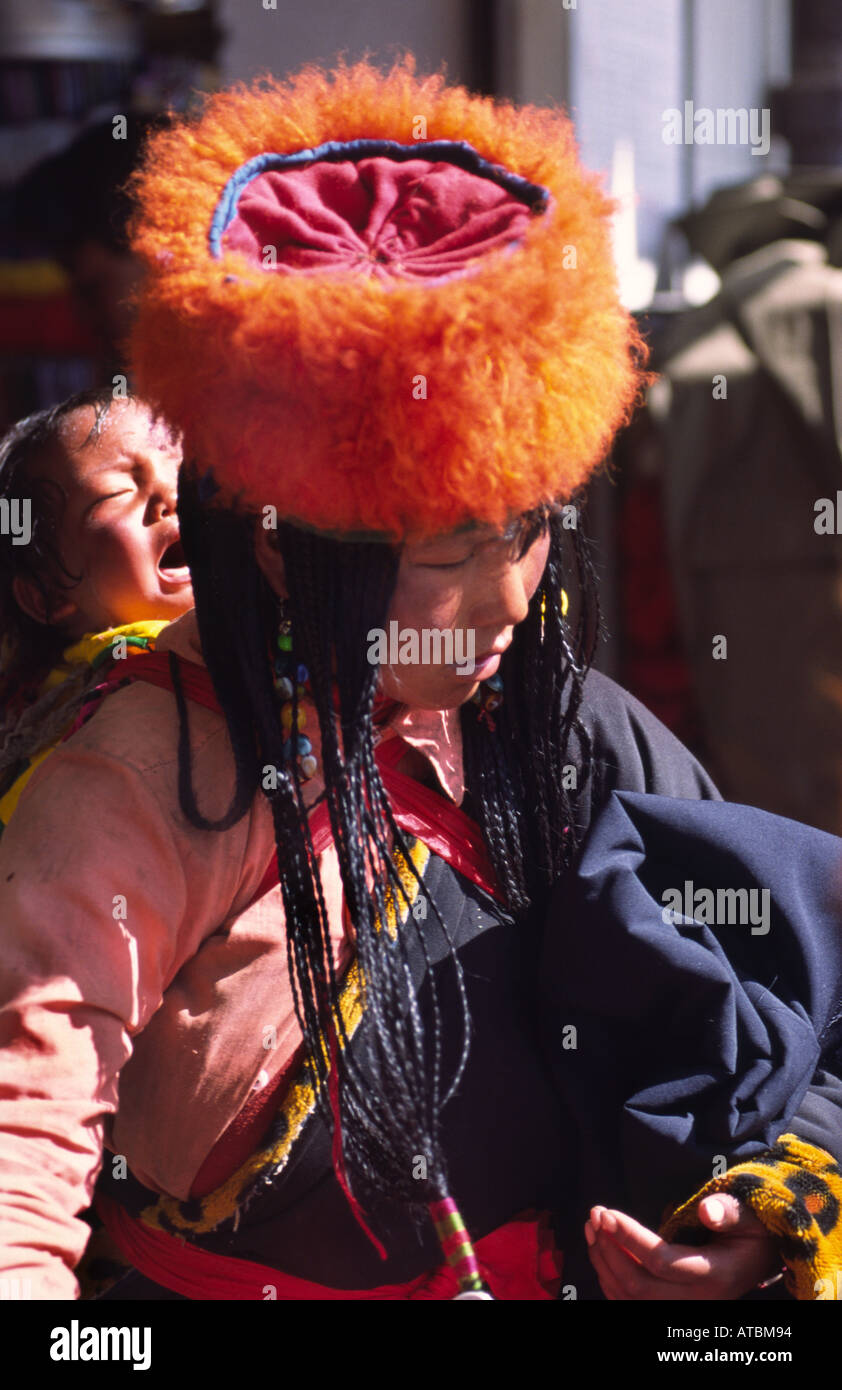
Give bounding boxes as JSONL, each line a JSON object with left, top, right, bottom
{"left": 95, "top": 1193, "right": 563, "bottom": 1300}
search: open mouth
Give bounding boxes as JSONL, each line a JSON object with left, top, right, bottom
{"left": 158, "top": 538, "right": 189, "bottom": 577}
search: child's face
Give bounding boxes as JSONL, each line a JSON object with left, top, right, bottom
{"left": 32, "top": 399, "right": 193, "bottom": 637}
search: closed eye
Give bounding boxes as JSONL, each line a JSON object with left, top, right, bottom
{"left": 85, "top": 490, "right": 132, "bottom": 516}
{"left": 418, "top": 558, "right": 470, "bottom": 570}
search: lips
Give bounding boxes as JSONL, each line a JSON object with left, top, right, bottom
{"left": 450, "top": 642, "right": 508, "bottom": 679}
{"left": 474, "top": 638, "right": 511, "bottom": 664}
{"left": 159, "top": 539, "right": 186, "bottom": 571}
{"left": 157, "top": 534, "right": 191, "bottom": 585}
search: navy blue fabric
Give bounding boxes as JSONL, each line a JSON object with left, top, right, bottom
{"left": 207, "top": 138, "right": 551, "bottom": 257}
{"left": 540, "top": 790, "right": 842, "bottom": 1234}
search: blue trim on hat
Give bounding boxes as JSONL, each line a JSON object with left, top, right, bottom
{"left": 208, "top": 137, "right": 551, "bottom": 257}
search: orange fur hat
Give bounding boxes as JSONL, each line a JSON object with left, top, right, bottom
{"left": 128, "top": 56, "right": 646, "bottom": 540}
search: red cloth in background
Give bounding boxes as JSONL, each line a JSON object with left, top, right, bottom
{"left": 618, "top": 475, "right": 702, "bottom": 749}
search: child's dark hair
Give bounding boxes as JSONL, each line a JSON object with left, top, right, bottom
{"left": 175, "top": 474, "right": 597, "bottom": 1226}
{"left": 0, "top": 387, "right": 123, "bottom": 698}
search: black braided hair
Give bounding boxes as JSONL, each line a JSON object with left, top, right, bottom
{"left": 460, "top": 502, "right": 598, "bottom": 911}
{"left": 175, "top": 471, "right": 596, "bottom": 1217}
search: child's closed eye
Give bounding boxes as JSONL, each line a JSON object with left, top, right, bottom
{"left": 86, "top": 489, "right": 132, "bottom": 516}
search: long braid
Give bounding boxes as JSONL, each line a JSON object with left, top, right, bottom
{"left": 172, "top": 471, "right": 269, "bottom": 830}
{"left": 275, "top": 523, "right": 465, "bottom": 1206}
{"left": 461, "top": 500, "right": 598, "bottom": 910}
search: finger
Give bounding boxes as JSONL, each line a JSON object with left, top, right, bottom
{"left": 594, "top": 1228, "right": 647, "bottom": 1292}
{"left": 597, "top": 1207, "right": 663, "bottom": 1259}
{"left": 596, "top": 1230, "right": 730, "bottom": 1301}
{"left": 698, "top": 1194, "right": 741, "bottom": 1229}
{"left": 601, "top": 1208, "right": 717, "bottom": 1281}
{"left": 589, "top": 1205, "right": 610, "bottom": 1233}
{"left": 587, "top": 1235, "right": 629, "bottom": 1301}
{"left": 698, "top": 1194, "right": 765, "bottom": 1236}
{"left": 600, "top": 1212, "right": 716, "bottom": 1284}
{"left": 594, "top": 1227, "right": 673, "bottom": 1298}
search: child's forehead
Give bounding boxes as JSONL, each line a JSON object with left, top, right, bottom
{"left": 58, "top": 398, "right": 142, "bottom": 451}
{"left": 55, "top": 400, "right": 177, "bottom": 473}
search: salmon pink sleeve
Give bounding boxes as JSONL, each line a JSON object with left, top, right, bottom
{"left": 0, "top": 745, "right": 192, "bottom": 1300}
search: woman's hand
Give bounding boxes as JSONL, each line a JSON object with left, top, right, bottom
{"left": 584, "top": 1194, "right": 782, "bottom": 1300}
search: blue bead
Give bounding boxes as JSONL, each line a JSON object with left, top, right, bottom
{"left": 296, "top": 664, "right": 309, "bottom": 684}
{"left": 486, "top": 673, "right": 504, "bottom": 692}
{"left": 296, "top": 736, "right": 312, "bottom": 755}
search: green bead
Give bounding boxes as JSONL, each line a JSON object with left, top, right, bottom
{"left": 277, "top": 633, "right": 293, "bottom": 652}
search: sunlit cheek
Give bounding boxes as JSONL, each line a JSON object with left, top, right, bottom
{"left": 386, "top": 572, "right": 466, "bottom": 635}
{"left": 86, "top": 522, "right": 150, "bottom": 582}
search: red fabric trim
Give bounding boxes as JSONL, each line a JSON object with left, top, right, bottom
{"left": 374, "top": 735, "right": 499, "bottom": 896}
{"left": 95, "top": 1194, "right": 561, "bottom": 1301}
{"left": 222, "top": 159, "right": 534, "bottom": 282}
{"left": 121, "top": 651, "right": 222, "bottom": 712}
{"left": 189, "top": 1043, "right": 305, "bottom": 1198}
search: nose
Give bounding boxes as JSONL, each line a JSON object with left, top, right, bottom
{"left": 148, "top": 476, "right": 178, "bottom": 522}
{"left": 471, "top": 556, "right": 531, "bottom": 634}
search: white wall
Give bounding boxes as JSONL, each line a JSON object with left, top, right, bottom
{"left": 218, "top": 0, "right": 472, "bottom": 88}
{"left": 567, "top": 0, "right": 790, "bottom": 260}
{"left": 690, "top": 0, "right": 790, "bottom": 203}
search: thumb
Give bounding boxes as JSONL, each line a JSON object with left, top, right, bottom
{"left": 698, "top": 1193, "right": 750, "bottom": 1232}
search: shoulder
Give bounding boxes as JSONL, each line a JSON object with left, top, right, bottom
{"left": 572, "top": 669, "right": 720, "bottom": 828}
{"left": 22, "top": 607, "right": 234, "bottom": 807}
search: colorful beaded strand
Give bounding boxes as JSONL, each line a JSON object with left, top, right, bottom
{"left": 272, "top": 611, "right": 318, "bottom": 782}
{"left": 470, "top": 670, "right": 503, "bottom": 731}
{"left": 428, "top": 1196, "right": 491, "bottom": 1298}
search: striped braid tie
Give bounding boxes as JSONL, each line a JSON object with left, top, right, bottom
{"left": 429, "top": 1197, "right": 494, "bottom": 1300}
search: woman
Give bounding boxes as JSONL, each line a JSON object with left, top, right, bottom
{"left": 0, "top": 58, "right": 839, "bottom": 1301}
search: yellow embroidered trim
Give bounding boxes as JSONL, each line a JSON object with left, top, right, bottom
{"left": 141, "top": 837, "right": 431, "bottom": 1236}
{"left": 43, "top": 619, "right": 170, "bottom": 690}
{"left": 660, "top": 1134, "right": 842, "bottom": 1300}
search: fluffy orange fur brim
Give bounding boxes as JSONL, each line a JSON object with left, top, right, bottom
{"left": 128, "top": 55, "right": 648, "bottom": 539}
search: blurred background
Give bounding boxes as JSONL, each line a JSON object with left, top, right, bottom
{"left": 2, "top": 0, "right": 842, "bottom": 831}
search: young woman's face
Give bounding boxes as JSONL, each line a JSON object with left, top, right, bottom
{"left": 378, "top": 517, "right": 551, "bottom": 709}
{"left": 255, "top": 514, "right": 552, "bottom": 711}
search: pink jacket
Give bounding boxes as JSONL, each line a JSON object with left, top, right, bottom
{"left": 0, "top": 610, "right": 465, "bottom": 1298}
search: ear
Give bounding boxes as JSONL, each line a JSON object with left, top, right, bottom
{"left": 12, "top": 574, "right": 77, "bottom": 627}
{"left": 253, "top": 520, "right": 288, "bottom": 600}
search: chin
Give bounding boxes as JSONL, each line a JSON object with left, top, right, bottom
{"left": 381, "top": 674, "right": 479, "bottom": 709}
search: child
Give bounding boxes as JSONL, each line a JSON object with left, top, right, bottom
{"left": 0, "top": 387, "right": 193, "bottom": 828}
